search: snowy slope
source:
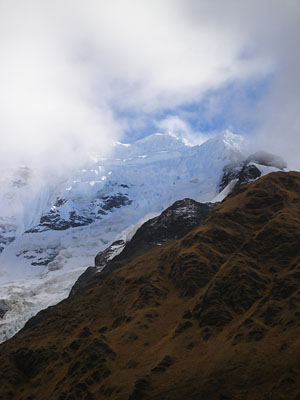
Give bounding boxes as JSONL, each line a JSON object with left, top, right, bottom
{"left": 0, "top": 131, "right": 245, "bottom": 278}
{"left": 0, "top": 130, "right": 282, "bottom": 342}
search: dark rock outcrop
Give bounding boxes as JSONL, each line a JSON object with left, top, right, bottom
{"left": 26, "top": 193, "right": 132, "bottom": 234}
{"left": 69, "top": 239, "right": 127, "bottom": 297}
{"left": 71, "top": 198, "right": 216, "bottom": 297}
{"left": 25, "top": 211, "right": 94, "bottom": 233}
{"left": 94, "top": 240, "right": 125, "bottom": 268}
{"left": 219, "top": 150, "right": 286, "bottom": 193}
{"left": 219, "top": 163, "right": 261, "bottom": 192}
{"left": 0, "top": 235, "right": 15, "bottom": 254}
{"left": 102, "top": 198, "right": 215, "bottom": 274}
{"left": 101, "top": 193, "right": 132, "bottom": 211}
{"left": 0, "top": 300, "right": 9, "bottom": 319}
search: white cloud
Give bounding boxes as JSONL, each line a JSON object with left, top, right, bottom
{"left": 156, "top": 116, "right": 208, "bottom": 146}
{"left": 0, "top": 0, "right": 299, "bottom": 171}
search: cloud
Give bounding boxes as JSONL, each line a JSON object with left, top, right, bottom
{"left": 0, "top": 1, "right": 123, "bottom": 172}
{"left": 0, "top": 0, "right": 299, "bottom": 172}
{"left": 155, "top": 116, "right": 208, "bottom": 146}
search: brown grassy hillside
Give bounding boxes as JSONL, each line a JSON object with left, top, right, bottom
{"left": 1, "top": 171, "right": 300, "bottom": 400}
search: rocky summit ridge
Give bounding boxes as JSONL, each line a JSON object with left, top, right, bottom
{"left": 1, "top": 171, "right": 300, "bottom": 399}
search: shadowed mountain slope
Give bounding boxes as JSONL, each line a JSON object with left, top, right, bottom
{"left": 1, "top": 171, "right": 300, "bottom": 400}
{"left": 71, "top": 198, "right": 216, "bottom": 297}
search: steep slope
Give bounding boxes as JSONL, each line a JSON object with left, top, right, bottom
{"left": 0, "top": 130, "right": 251, "bottom": 342}
{"left": 71, "top": 198, "right": 216, "bottom": 297}
{"left": 219, "top": 150, "right": 287, "bottom": 193}
{"left": 1, "top": 171, "right": 300, "bottom": 400}
{"left": 0, "top": 131, "right": 251, "bottom": 278}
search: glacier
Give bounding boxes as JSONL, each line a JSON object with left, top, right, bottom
{"left": 0, "top": 130, "right": 283, "bottom": 342}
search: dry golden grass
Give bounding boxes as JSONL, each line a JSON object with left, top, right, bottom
{"left": 1, "top": 171, "right": 300, "bottom": 399}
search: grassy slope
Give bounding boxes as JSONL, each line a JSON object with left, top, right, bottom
{"left": 1, "top": 171, "right": 300, "bottom": 400}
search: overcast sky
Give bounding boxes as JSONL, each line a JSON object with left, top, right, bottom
{"left": 0, "top": 0, "right": 299, "bottom": 171}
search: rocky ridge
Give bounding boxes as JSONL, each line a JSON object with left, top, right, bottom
{"left": 71, "top": 198, "right": 216, "bottom": 297}
{"left": 219, "top": 150, "right": 287, "bottom": 193}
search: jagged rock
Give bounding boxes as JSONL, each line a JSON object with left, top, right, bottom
{"left": 219, "top": 150, "right": 286, "bottom": 193}
{"left": 70, "top": 198, "right": 216, "bottom": 297}
{"left": 54, "top": 198, "right": 67, "bottom": 207}
{"left": 0, "top": 300, "right": 9, "bottom": 319}
{"left": 102, "top": 198, "right": 216, "bottom": 274}
{"left": 95, "top": 240, "right": 125, "bottom": 268}
{"left": 0, "top": 235, "right": 15, "bottom": 254}
{"left": 26, "top": 212, "right": 94, "bottom": 233}
{"left": 101, "top": 193, "right": 132, "bottom": 210}
{"left": 219, "top": 163, "right": 261, "bottom": 192}
{"left": 70, "top": 239, "right": 125, "bottom": 297}
{"left": 25, "top": 194, "right": 132, "bottom": 233}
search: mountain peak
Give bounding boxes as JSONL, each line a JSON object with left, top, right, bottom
{"left": 214, "top": 129, "right": 246, "bottom": 150}
{"left": 113, "top": 132, "right": 188, "bottom": 158}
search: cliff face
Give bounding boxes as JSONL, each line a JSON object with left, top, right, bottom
{"left": 1, "top": 171, "right": 300, "bottom": 400}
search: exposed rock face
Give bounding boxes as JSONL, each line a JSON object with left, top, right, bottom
{"left": 26, "top": 193, "right": 132, "bottom": 233}
{"left": 0, "top": 300, "right": 9, "bottom": 319}
{"left": 0, "top": 220, "right": 16, "bottom": 254}
{"left": 219, "top": 150, "right": 286, "bottom": 193}
{"left": 70, "top": 198, "right": 215, "bottom": 297}
{"left": 0, "top": 235, "right": 15, "bottom": 254}
{"left": 219, "top": 163, "right": 262, "bottom": 192}
{"left": 1, "top": 172, "right": 300, "bottom": 400}
{"left": 120, "top": 198, "right": 214, "bottom": 249}
{"left": 96, "top": 198, "right": 215, "bottom": 266}
{"left": 95, "top": 239, "right": 126, "bottom": 268}
{"left": 101, "top": 194, "right": 132, "bottom": 211}
{"left": 26, "top": 212, "right": 94, "bottom": 232}
{"left": 102, "top": 198, "right": 216, "bottom": 273}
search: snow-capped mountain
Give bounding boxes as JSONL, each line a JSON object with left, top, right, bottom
{"left": 0, "top": 131, "right": 285, "bottom": 342}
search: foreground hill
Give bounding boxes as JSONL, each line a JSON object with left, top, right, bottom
{"left": 1, "top": 171, "right": 300, "bottom": 400}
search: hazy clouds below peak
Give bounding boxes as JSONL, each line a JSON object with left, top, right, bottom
{"left": 0, "top": 0, "right": 299, "bottom": 173}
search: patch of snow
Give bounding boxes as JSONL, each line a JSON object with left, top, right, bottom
{"left": 0, "top": 267, "right": 85, "bottom": 343}
{"left": 253, "top": 163, "right": 283, "bottom": 176}
{"left": 212, "top": 179, "right": 239, "bottom": 203}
